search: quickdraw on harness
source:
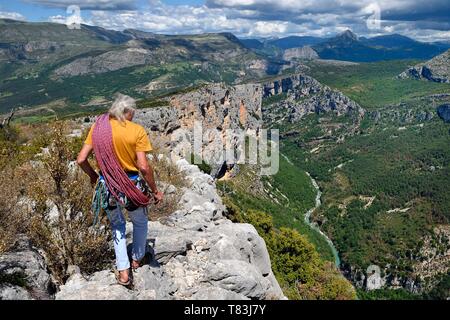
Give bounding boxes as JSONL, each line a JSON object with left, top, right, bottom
{"left": 92, "top": 173, "right": 150, "bottom": 225}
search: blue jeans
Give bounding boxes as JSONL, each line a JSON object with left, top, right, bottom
{"left": 108, "top": 205, "right": 148, "bottom": 271}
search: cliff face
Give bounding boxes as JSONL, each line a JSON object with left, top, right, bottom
{"left": 283, "top": 46, "right": 319, "bottom": 61}
{"left": 134, "top": 83, "right": 263, "bottom": 177}
{"left": 343, "top": 223, "right": 450, "bottom": 293}
{"left": 263, "top": 73, "right": 365, "bottom": 124}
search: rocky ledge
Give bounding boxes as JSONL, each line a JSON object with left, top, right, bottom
{"left": 54, "top": 159, "right": 285, "bottom": 300}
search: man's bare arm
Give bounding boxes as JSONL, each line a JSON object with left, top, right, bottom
{"left": 136, "top": 151, "right": 163, "bottom": 202}
{"left": 76, "top": 144, "right": 99, "bottom": 185}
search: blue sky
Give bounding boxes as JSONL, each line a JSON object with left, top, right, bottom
{"left": 0, "top": 0, "right": 449, "bottom": 41}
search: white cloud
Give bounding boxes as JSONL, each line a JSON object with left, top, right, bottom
{"left": 83, "top": 2, "right": 359, "bottom": 38}
{"left": 88, "top": 5, "right": 245, "bottom": 35}
{"left": 48, "top": 14, "right": 66, "bottom": 24}
{"left": 207, "top": 0, "right": 447, "bottom": 15}
{"left": 48, "top": 13, "right": 85, "bottom": 26}
{"left": 29, "top": 0, "right": 446, "bottom": 41}
{"left": 249, "top": 21, "right": 288, "bottom": 36}
{"left": 206, "top": 0, "right": 450, "bottom": 37}
{"left": 0, "top": 11, "right": 26, "bottom": 21}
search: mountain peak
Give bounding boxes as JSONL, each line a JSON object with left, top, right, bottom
{"left": 338, "top": 30, "right": 358, "bottom": 41}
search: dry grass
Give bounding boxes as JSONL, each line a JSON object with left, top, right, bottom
{"left": 0, "top": 166, "right": 29, "bottom": 253}
{"left": 0, "top": 122, "right": 34, "bottom": 253}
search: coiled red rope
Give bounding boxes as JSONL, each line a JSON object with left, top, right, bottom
{"left": 92, "top": 113, "right": 150, "bottom": 207}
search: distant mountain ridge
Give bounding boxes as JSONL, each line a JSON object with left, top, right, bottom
{"left": 267, "top": 36, "right": 326, "bottom": 49}
{"left": 240, "top": 30, "right": 448, "bottom": 62}
{"left": 0, "top": 18, "right": 275, "bottom": 114}
{"left": 1, "top": 18, "right": 448, "bottom": 116}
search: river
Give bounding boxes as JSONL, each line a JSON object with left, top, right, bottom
{"left": 281, "top": 153, "right": 341, "bottom": 267}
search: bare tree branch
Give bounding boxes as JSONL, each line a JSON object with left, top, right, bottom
{"left": 0, "top": 109, "right": 15, "bottom": 129}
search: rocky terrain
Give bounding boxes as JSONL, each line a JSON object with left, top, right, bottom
{"left": 262, "top": 73, "right": 365, "bottom": 124}
{"left": 56, "top": 159, "right": 285, "bottom": 300}
{"left": 51, "top": 32, "right": 268, "bottom": 79}
{"left": 0, "top": 235, "right": 55, "bottom": 300}
{"left": 398, "top": 49, "right": 450, "bottom": 83}
{"left": 1, "top": 76, "right": 363, "bottom": 300}
{"left": 412, "top": 225, "right": 450, "bottom": 291}
{"left": 1, "top": 158, "right": 285, "bottom": 300}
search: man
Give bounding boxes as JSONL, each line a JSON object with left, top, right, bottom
{"left": 77, "top": 94, "right": 163, "bottom": 286}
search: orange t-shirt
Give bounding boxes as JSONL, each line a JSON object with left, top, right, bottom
{"left": 84, "top": 119, "right": 152, "bottom": 172}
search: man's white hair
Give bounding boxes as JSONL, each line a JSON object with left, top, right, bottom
{"left": 109, "top": 93, "right": 136, "bottom": 122}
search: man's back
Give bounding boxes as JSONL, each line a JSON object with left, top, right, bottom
{"left": 85, "top": 118, "right": 152, "bottom": 172}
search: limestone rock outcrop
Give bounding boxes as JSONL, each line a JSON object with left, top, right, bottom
{"left": 283, "top": 46, "right": 319, "bottom": 61}
{"left": 0, "top": 235, "right": 55, "bottom": 300}
{"left": 262, "top": 73, "right": 364, "bottom": 124}
{"left": 398, "top": 49, "right": 450, "bottom": 83}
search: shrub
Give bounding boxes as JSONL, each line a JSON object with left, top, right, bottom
{"left": 297, "top": 261, "right": 357, "bottom": 300}
{"left": 0, "top": 126, "right": 20, "bottom": 170}
{"left": 26, "top": 122, "right": 111, "bottom": 284}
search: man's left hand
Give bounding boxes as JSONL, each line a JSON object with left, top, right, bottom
{"left": 153, "top": 191, "right": 164, "bottom": 204}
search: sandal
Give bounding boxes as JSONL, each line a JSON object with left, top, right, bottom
{"left": 131, "top": 259, "right": 144, "bottom": 271}
{"left": 114, "top": 268, "right": 131, "bottom": 286}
